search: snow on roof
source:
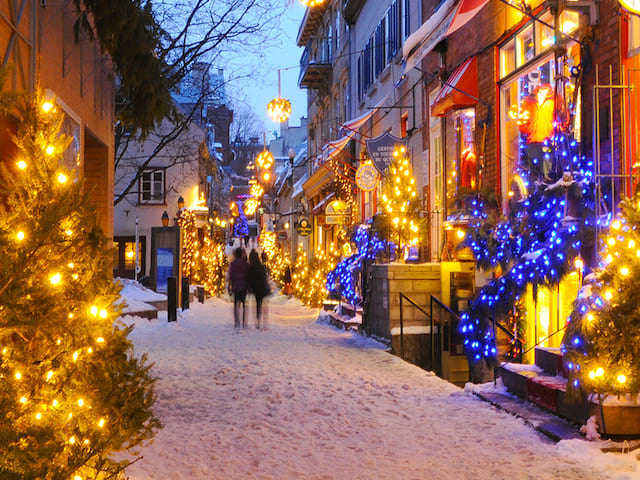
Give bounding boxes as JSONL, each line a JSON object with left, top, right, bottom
{"left": 292, "top": 173, "right": 308, "bottom": 198}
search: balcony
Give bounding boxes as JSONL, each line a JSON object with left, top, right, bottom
{"left": 298, "top": 38, "right": 331, "bottom": 89}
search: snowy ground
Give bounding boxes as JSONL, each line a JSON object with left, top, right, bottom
{"left": 118, "top": 294, "right": 640, "bottom": 480}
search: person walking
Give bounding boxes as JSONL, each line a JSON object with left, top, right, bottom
{"left": 247, "top": 249, "right": 271, "bottom": 329}
{"left": 227, "top": 247, "right": 249, "bottom": 329}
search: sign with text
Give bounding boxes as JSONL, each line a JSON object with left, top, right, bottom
{"left": 296, "top": 218, "right": 312, "bottom": 236}
{"left": 365, "top": 132, "right": 406, "bottom": 175}
{"left": 156, "top": 248, "right": 174, "bottom": 293}
{"left": 324, "top": 199, "right": 349, "bottom": 225}
{"left": 355, "top": 164, "right": 380, "bottom": 192}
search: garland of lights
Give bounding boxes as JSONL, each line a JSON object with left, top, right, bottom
{"left": 259, "top": 231, "right": 290, "bottom": 286}
{"left": 326, "top": 224, "right": 386, "bottom": 305}
{"left": 459, "top": 132, "right": 595, "bottom": 366}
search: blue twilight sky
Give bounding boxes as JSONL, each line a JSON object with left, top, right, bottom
{"left": 229, "top": 2, "right": 308, "bottom": 139}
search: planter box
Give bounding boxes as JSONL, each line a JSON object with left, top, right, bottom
{"left": 590, "top": 400, "right": 640, "bottom": 436}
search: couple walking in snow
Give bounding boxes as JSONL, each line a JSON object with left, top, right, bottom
{"left": 226, "top": 247, "right": 271, "bottom": 330}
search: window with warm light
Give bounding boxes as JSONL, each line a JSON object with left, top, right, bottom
{"left": 499, "top": 9, "right": 582, "bottom": 212}
{"left": 629, "top": 14, "right": 640, "bottom": 56}
{"left": 444, "top": 108, "right": 476, "bottom": 217}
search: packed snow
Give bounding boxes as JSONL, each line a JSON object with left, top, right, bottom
{"left": 116, "top": 286, "right": 640, "bottom": 479}
{"left": 116, "top": 278, "right": 166, "bottom": 314}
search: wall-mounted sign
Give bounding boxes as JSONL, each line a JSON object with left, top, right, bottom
{"left": 620, "top": 0, "right": 640, "bottom": 14}
{"left": 365, "top": 131, "right": 406, "bottom": 175}
{"left": 325, "top": 199, "right": 349, "bottom": 225}
{"left": 296, "top": 218, "right": 312, "bottom": 236}
{"left": 355, "top": 164, "right": 380, "bottom": 191}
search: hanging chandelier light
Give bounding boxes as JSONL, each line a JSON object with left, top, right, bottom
{"left": 267, "top": 70, "right": 292, "bottom": 123}
{"left": 250, "top": 180, "right": 264, "bottom": 199}
{"left": 244, "top": 197, "right": 259, "bottom": 216}
{"left": 255, "top": 149, "right": 274, "bottom": 170}
{"left": 299, "top": 0, "right": 325, "bottom": 6}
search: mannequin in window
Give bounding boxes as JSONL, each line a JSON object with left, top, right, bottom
{"left": 460, "top": 147, "right": 477, "bottom": 189}
{"left": 518, "top": 83, "right": 555, "bottom": 181}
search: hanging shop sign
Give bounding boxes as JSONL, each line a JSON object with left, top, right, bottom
{"left": 296, "top": 218, "right": 312, "bottom": 236}
{"left": 355, "top": 164, "right": 380, "bottom": 192}
{"left": 620, "top": 0, "right": 640, "bottom": 14}
{"left": 365, "top": 132, "right": 406, "bottom": 175}
{"left": 324, "top": 199, "right": 349, "bottom": 225}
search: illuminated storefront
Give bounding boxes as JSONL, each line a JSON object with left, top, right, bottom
{"left": 497, "top": 8, "right": 583, "bottom": 361}
{"left": 499, "top": 9, "right": 581, "bottom": 211}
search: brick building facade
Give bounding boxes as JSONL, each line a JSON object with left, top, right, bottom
{"left": 1, "top": 1, "right": 115, "bottom": 238}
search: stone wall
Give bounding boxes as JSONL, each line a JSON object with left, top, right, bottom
{"left": 365, "top": 263, "right": 442, "bottom": 339}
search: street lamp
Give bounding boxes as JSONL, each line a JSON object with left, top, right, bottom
{"left": 161, "top": 211, "right": 170, "bottom": 227}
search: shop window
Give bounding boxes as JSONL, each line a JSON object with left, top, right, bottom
{"left": 629, "top": 14, "right": 640, "bottom": 56}
{"left": 516, "top": 26, "right": 534, "bottom": 68}
{"left": 113, "top": 236, "right": 146, "bottom": 279}
{"left": 140, "top": 168, "right": 165, "bottom": 204}
{"left": 500, "top": 39, "right": 516, "bottom": 78}
{"left": 500, "top": 47, "right": 580, "bottom": 211}
{"left": 499, "top": 11, "right": 580, "bottom": 80}
{"left": 444, "top": 108, "right": 476, "bottom": 217}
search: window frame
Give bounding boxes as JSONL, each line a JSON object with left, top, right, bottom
{"left": 139, "top": 167, "right": 166, "bottom": 205}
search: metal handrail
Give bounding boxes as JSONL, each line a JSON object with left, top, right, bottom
{"left": 521, "top": 324, "right": 568, "bottom": 357}
{"left": 491, "top": 313, "right": 524, "bottom": 364}
{"left": 398, "top": 292, "right": 431, "bottom": 361}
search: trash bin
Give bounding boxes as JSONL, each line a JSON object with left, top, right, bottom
{"left": 197, "top": 286, "right": 205, "bottom": 303}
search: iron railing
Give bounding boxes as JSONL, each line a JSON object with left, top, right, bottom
{"left": 398, "top": 293, "right": 525, "bottom": 375}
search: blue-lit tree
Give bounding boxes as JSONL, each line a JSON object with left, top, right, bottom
{"left": 233, "top": 204, "right": 249, "bottom": 238}
{"left": 326, "top": 224, "right": 386, "bottom": 306}
{"left": 460, "top": 129, "right": 595, "bottom": 379}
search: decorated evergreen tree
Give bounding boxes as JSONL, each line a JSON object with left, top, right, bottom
{"left": 563, "top": 190, "right": 640, "bottom": 396}
{"left": 326, "top": 224, "right": 386, "bottom": 306}
{"left": 292, "top": 242, "right": 309, "bottom": 298}
{"left": 460, "top": 126, "right": 595, "bottom": 376}
{"left": 0, "top": 91, "right": 160, "bottom": 478}
{"left": 379, "top": 146, "right": 422, "bottom": 258}
{"left": 201, "top": 234, "right": 228, "bottom": 296}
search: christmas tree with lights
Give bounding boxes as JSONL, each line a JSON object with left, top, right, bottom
{"left": 326, "top": 224, "right": 386, "bottom": 306}
{"left": 0, "top": 91, "right": 160, "bottom": 478}
{"left": 563, "top": 189, "right": 640, "bottom": 397}
{"left": 460, "top": 125, "right": 595, "bottom": 378}
{"left": 379, "top": 146, "right": 422, "bottom": 258}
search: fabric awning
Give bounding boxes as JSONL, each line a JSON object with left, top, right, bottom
{"left": 321, "top": 134, "right": 354, "bottom": 163}
{"left": 402, "top": 0, "right": 457, "bottom": 74}
{"left": 446, "top": 0, "right": 490, "bottom": 36}
{"left": 339, "top": 95, "right": 389, "bottom": 137}
{"left": 430, "top": 56, "right": 478, "bottom": 117}
{"left": 402, "top": 0, "right": 489, "bottom": 74}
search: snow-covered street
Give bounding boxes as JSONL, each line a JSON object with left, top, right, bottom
{"left": 120, "top": 296, "right": 639, "bottom": 479}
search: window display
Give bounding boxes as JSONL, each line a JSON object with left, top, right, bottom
{"left": 500, "top": 45, "right": 580, "bottom": 210}
{"left": 445, "top": 108, "right": 476, "bottom": 217}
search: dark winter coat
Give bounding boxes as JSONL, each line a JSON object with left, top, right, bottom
{"left": 228, "top": 257, "right": 249, "bottom": 293}
{"left": 248, "top": 263, "right": 270, "bottom": 298}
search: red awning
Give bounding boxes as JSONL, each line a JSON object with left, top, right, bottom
{"left": 445, "top": 0, "right": 490, "bottom": 36}
{"left": 430, "top": 56, "right": 478, "bottom": 117}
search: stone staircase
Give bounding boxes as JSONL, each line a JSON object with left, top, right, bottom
{"left": 500, "top": 348, "right": 589, "bottom": 426}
